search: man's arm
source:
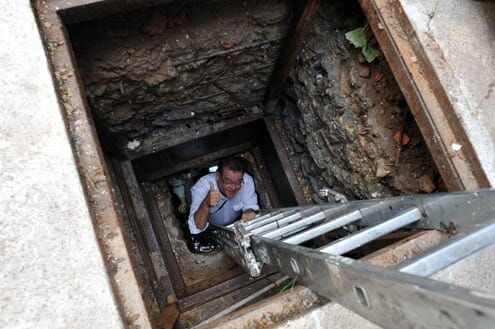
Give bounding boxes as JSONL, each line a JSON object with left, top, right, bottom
{"left": 241, "top": 209, "right": 256, "bottom": 222}
{"left": 240, "top": 174, "right": 260, "bottom": 222}
{"left": 193, "top": 181, "right": 220, "bottom": 231}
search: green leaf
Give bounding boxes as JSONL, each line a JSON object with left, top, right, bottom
{"left": 345, "top": 27, "right": 367, "bottom": 48}
{"left": 362, "top": 44, "right": 380, "bottom": 63}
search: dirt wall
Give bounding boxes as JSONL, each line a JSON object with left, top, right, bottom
{"left": 275, "top": 1, "right": 441, "bottom": 201}
{"left": 69, "top": 0, "right": 292, "bottom": 154}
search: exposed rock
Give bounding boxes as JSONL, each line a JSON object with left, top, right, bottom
{"left": 145, "top": 60, "right": 177, "bottom": 86}
{"left": 376, "top": 158, "right": 390, "bottom": 178}
{"left": 357, "top": 52, "right": 366, "bottom": 64}
{"left": 419, "top": 175, "right": 436, "bottom": 193}
{"left": 275, "top": 1, "right": 440, "bottom": 200}
{"left": 69, "top": 0, "right": 441, "bottom": 200}
{"left": 358, "top": 65, "right": 370, "bottom": 78}
{"left": 69, "top": 0, "right": 292, "bottom": 152}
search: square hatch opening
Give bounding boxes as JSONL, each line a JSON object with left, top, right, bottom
{"left": 32, "top": 0, "right": 479, "bottom": 327}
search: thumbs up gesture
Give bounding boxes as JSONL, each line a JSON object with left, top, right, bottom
{"left": 206, "top": 181, "right": 221, "bottom": 208}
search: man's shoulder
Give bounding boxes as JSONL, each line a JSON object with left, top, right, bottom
{"left": 195, "top": 173, "right": 216, "bottom": 187}
{"left": 242, "top": 173, "right": 255, "bottom": 186}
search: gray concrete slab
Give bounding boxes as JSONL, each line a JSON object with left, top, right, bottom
{"left": 0, "top": 1, "right": 124, "bottom": 328}
{"left": 401, "top": 0, "right": 495, "bottom": 185}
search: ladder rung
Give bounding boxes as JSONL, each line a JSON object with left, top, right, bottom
{"left": 228, "top": 208, "right": 298, "bottom": 228}
{"left": 262, "top": 206, "right": 347, "bottom": 239}
{"left": 242, "top": 209, "right": 300, "bottom": 231}
{"left": 244, "top": 208, "right": 288, "bottom": 224}
{"left": 398, "top": 222, "right": 495, "bottom": 277}
{"left": 282, "top": 210, "right": 362, "bottom": 245}
{"left": 250, "top": 208, "right": 321, "bottom": 235}
{"left": 230, "top": 209, "right": 285, "bottom": 228}
{"left": 320, "top": 207, "right": 422, "bottom": 255}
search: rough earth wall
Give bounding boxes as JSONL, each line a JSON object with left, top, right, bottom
{"left": 276, "top": 1, "right": 441, "bottom": 201}
{"left": 69, "top": 0, "right": 441, "bottom": 200}
{"left": 69, "top": 0, "right": 292, "bottom": 155}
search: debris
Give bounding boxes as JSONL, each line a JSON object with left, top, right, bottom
{"left": 358, "top": 65, "right": 370, "bottom": 78}
{"left": 357, "top": 52, "right": 366, "bottom": 64}
{"left": 451, "top": 143, "right": 462, "bottom": 152}
{"left": 145, "top": 60, "right": 177, "bottom": 86}
{"left": 127, "top": 139, "right": 140, "bottom": 150}
{"left": 394, "top": 131, "right": 410, "bottom": 145}
{"left": 374, "top": 72, "right": 384, "bottom": 82}
{"left": 418, "top": 175, "right": 436, "bottom": 193}
{"left": 376, "top": 158, "right": 390, "bottom": 178}
{"left": 394, "top": 112, "right": 410, "bottom": 167}
{"left": 222, "top": 41, "right": 233, "bottom": 49}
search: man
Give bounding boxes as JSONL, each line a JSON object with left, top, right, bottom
{"left": 187, "top": 156, "right": 259, "bottom": 253}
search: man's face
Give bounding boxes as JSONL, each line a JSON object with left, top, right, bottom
{"left": 216, "top": 167, "right": 243, "bottom": 198}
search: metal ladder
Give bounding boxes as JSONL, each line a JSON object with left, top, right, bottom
{"left": 213, "top": 189, "right": 495, "bottom": 329}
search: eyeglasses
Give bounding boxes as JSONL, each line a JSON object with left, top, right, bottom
{"left": 220, "top": 177, "right": 244, "bottom": 187}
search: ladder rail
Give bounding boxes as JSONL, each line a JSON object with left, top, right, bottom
{"left": 398, "top": 221, "right": 495, "bottom": 277}
{"left": 251, "top": 235, "right": 495, "bottom": 329}
{"left": 213, "top": 189, "right": 495, "bottom": 329}
{"left": 319, "top": 207, "right": 422, "bottom": 255}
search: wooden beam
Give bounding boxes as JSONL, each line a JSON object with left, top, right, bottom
{"left": 114, "top": 160, "right": 178, "bottom": 312}
{"left": 260, "top": 118, "right": 308, "bottom": 205}
{"left": 358, "top": 0, "right": 490, "bottom": 190}
{"left": 137, "top": 142, "right": 252, "bottom": 182}
{"left": 361, "top": 230, "right": 449, "bottom": 267}
{"left": 264, "top": 0, "right": 320, "bottom": 113}
{"left": 155, "top": 302, "right": 179, "bottom": 329}
{"left": 55, "top": 0, "right": 173, "bottom": 24}
{"left": 33, "top": 1, "right": 152, "bottom": 325}
{"left": 142, "top": 182, "right": 187, "bottom": 297}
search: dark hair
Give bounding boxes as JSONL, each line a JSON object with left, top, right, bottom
{"left": 217, "top": 156, "right": 248, "bottom": 174}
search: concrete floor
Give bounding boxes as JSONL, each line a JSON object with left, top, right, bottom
{"left": 0, "top": 0, "right": 494, "bottom": 328}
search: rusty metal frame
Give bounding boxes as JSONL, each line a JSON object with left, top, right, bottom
{"left": 32, "top": 1, "right": 153, "bottom": 327}
{"left": 359, "top": 0, "right": 490, "bottom": 191}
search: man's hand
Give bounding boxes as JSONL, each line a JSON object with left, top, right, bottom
{"left": 206, "top": 181, "right": 220, "bottom": 208}
{"left": 194, "top": 181, "right": 220, "bottom": 231}
{"left": 241, "top": 209, "right": 256, "bottom": 222}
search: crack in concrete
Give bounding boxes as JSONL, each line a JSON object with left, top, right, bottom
{"left": 426, "top": 0, "right": 440, "bottom": 32}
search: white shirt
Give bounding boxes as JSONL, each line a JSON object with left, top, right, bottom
{"left": 187, "top": 173, "right": 259, "bottom": 234}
